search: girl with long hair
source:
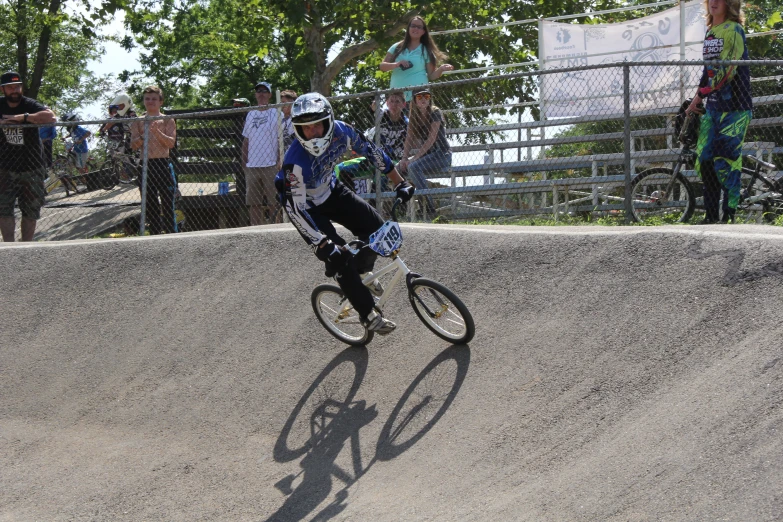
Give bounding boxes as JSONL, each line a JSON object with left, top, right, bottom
{"left": 398, "top": 89, "right": 451, "bottom": 218}
{"left": 379, "top": 16, "right": 454, "bottom": 102}
{"left": 685, "top": 0, "right": 752, "bottom": 224}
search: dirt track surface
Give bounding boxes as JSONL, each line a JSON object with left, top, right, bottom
{"left": 2, "top": 224, "right": 783, "bottom": 521}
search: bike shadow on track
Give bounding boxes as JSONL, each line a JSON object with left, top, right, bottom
{"left": 267, "top": 344, "right": 471, "bottom": 522}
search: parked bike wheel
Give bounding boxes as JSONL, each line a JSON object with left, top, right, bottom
{"left": 630, "top": 168, "right": 695, "bottom": 224}
{"left": 53, "top": 158, "right": 81, "bottom": 195}
{"left": 408, "top": 278, "right": 475, "bottom": 344}
{"left": 735, "top": 178, "right": 783, "bottom": 224}
{"left": 95, "top": 160, "right": 118, "bottom": 190}
{"left": 118, "top": 160, "right": 139, "bottom": 184}
{"left": 312, "top": 284, "right": 373, "bottom": 346}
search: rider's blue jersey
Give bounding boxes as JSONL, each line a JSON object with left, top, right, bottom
{"left": 275, "top": 120, "right": 395, "bottom": 246}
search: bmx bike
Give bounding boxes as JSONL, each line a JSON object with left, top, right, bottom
{"left": 311, "top": 199, "right": 475, "bottom": 347}
{"left": 97, "top": 141, "right": 139, "bottom": 190}
{"left": 629, "top": 114, "right": 782, "bottom": 224}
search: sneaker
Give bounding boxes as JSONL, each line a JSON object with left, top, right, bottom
{"left": 362, "top": 310, "right": 396, "bottom": 335}
{"left": 360, "top": 272, "right": 384, "bottom": 297}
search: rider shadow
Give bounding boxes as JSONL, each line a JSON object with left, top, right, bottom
{"left": 266, "top": 345, "right": 471, "bottom": 522}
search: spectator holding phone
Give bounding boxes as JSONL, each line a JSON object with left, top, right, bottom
{"left": 380, "top": 16, "right": 454, "bottom": 102}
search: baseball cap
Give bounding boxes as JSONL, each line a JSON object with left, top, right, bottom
{"left": 254, "top": 81, "right": 272, "bottom": 92}
{"left": 1, "top": 71, "right": 23, "bottom": 87}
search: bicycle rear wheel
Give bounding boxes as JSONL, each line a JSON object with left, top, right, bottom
{"left": 735, "top": 176, "right": 783, "bottom": 224}
{"left": 311, "top": 284, "right": 373, "bottom": 346}
{"left": 408, "top": 278, "right": 475, "bottom": 344}
{"left": 630, "top": 167, "right": 695, "bottom": 224}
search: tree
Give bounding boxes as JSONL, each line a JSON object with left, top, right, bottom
{"left": 124, "top": 0, "right": 614, "bottom": 105}
{"left": 0, "top": 0, "right": 127, "bottom": 108}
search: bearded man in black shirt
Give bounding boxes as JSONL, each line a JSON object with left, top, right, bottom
{"left": 0, "top": 71, "right": 56, "bottom": 241}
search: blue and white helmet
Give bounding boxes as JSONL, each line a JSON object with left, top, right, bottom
{"left": 291, "top": 93, "right": 334, "bottom": 157}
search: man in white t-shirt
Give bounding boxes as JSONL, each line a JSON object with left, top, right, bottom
{"left": 242, "top": 81, "right": 282, "bottom": 225}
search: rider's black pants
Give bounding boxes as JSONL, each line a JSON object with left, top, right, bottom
{"left": 308, "top": 182, "right": 384, "bottom": 319}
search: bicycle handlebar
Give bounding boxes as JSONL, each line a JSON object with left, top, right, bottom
{"left": 744, "top": 154, "right": 777, "bottom": 172}
{"left": 390, "top": 197, "right": 403, "bottom": 222}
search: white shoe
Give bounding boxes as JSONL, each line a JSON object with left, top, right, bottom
{"left": 360, "top": 272, "right": 384, "bottom": 297}
{"left": 363, "top": 310, "right": 396, "bottom": 335}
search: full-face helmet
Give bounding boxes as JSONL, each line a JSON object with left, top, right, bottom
{"left": 291, "top": 93, "right": 334, "bottom": 157}
{"left": 109, "top": 93, "right": 133, "bottom": 116}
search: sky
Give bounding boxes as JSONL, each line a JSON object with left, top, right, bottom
{"left": 83, "top": 12, "right": 141, "bottom": 120}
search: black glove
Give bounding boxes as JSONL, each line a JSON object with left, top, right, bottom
{"left": 394, "top": 180, "right": 415, "bottom": 203}
{"left": 315, "top": 240, "right": 350, "bottom": 276}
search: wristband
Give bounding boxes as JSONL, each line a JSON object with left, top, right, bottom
{"left": 23, "top": 113, "right": 29, "bottom": 123}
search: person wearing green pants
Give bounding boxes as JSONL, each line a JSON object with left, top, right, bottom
{"left": 686, "top": 0, "right": 752, "bottom": 224}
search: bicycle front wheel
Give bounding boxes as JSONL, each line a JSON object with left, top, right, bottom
{"left": 408, "top": 278, "right": 475, "bottom": 344}
{"left": 119, "top": 159, "right": 139, "bottom": 184}
{"left": 630, "top": 168, "right": 695, "bottom": 224}
{"left": 97, "top": 161, "right": 118, "bottom": 190}
{"left": 311, "top": 284, "right": 373, "bottom": 346}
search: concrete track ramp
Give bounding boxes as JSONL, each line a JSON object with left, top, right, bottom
{"left": 2, "top": 224, "right": 783, "bottom": 521}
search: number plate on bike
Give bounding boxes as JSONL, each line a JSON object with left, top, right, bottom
{"left": 369, "top": 220, "right": 403, "bottom": 257}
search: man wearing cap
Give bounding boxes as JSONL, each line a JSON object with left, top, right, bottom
{"left": 0, "top": 71, "right": 56, "bottom": 241}
{"left": 242, "top": 81, "right": 283, "bottom": 225}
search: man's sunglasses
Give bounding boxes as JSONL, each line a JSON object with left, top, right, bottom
{"left": 255, "top": 87, "right": 270, "bottom": 93}
{"left": 109, "top": 105, "right": 120, "bottom": 111}
{"left": 414, "top": 93, "right": 431, "bottom": 100}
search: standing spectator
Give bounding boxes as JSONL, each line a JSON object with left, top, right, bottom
{"left": 242, "top": 80, "right": 282, "bottom": 225}
{"left": 280, "top": 89, "right": 298, "bottom": 151}
{"left": 130, "top": 85, "right": 178, "bottom": 235}
{"left": 398, "top": 89, "right": 451, "bottom": 218}
{"left": 62, "top": 112, "right": 91, "bottom": 175}
{"left": 0, "top": 71, "right": 56, "bottom": 242}
{"left": 39, "top": 124, "right": 56, "bottom": 169}
{"left": 686, "top": 0, "right": 752, "bottom": 224}
{"left": 100, "top": 94, "right": 137, "bottom": 155}
{"left": 100, "top": 94, "right": 138, "bottom": 185}
{"left": 379, "top": 16, "right": 454, "bottom": 102}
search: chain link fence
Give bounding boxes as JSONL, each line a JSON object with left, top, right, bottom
{"left": 2, "top": 59, "right": 782, "bottom": 241}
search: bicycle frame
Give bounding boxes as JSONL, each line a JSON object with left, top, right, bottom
{"left": 360, "top": 255, "right": 412, "bottom": 311}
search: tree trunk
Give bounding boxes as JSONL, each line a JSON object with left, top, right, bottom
{"left": 15, "top": 0, "right": 29, "bottom": 91}
{"left": 304, "top": 24, "right": 329, "bottom": 95}
{"left": 308, "top": 10, "right": 419, "bottom": 96}
{"left": 28, "top": 0, "right": 63, "bottom": 99}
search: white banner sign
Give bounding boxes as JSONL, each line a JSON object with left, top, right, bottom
{"left": 540, "top": 0, "right": 706, "bottom": 118}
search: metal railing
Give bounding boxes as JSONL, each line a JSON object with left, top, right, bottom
{"left": 1, "top": 59, "right": 781, "bottom": 240}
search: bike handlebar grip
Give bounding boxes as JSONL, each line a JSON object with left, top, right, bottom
{"left": 390, "top": 197, "right": 403, "bottom": 222}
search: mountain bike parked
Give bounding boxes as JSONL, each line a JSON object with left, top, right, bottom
{"left": 629, "top": 112, "right": 781, "bottom": 224}
{"left": 311, "top": 199, "right": 475, "bottom": 346}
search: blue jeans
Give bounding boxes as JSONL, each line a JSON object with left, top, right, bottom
{"left": 407, "top": 150, "right": 451, "bottom": 214}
